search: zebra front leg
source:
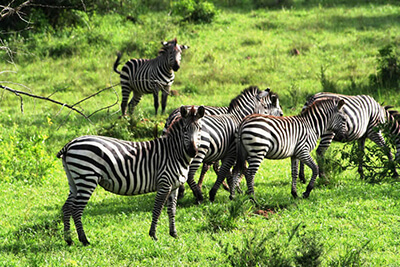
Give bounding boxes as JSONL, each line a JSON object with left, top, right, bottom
{"left": 177, "top": 184, "right": 185, "bottom": 199}
{"left": 161, "top": 90, "right": 169, "bottom": 114}
{"left": 369, "top": 131, "right": 399, "bottom": 178}
{"left": 300, "top": 154, "right": 319, "bottom": 198}
{"left": 291, "top": 157, "right": 300, "bottom": 198}
{"left": 153, "top": 91, "right": 160, "bottom": 115}
{"left": 167, "top": 188, "right": 179, "bottom": 238}
{"left": 187, "top": 159, "right": 205, "bottom": 204}
{"left": 149, "top": 188, "right": 170, "bottom": 241}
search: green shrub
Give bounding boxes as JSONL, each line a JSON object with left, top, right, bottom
{"left": 369, "top": 43, "right": 400, "bottom": 89}
{"left": 173, "top": 0, "right": 218, "bottom": 23}
{"left": 0, "top": 124, "right": 56, "bottom": 185}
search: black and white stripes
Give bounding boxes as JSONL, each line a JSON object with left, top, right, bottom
{"left": 58, "top": 106, "right": 204, "bottom": 245}
{"left": 114, "top": 38, "right": 189, "bottom": 115}
{"left": 229, "top": 97, "right": 348, "bottom": 200}
{"left": 299, "top": 92, "right": 400, "bottom": 180}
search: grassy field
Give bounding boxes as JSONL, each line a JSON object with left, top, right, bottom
{"left": 1, "top": 0, "right": 400, "bottom": 265}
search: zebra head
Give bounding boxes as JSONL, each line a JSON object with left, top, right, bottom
{"left": 255, "top": 88, "right": 284, "bottom": 116}
{"left": 161, "top": 38, "right": 189, "bottom": 72}
{"left": 326, "top": 99, "right": 348, "bottom": 141}
{"left": 179, "top": 105, "right": 205, "bottom": 158}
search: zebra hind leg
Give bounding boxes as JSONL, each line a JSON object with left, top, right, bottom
{"left": 62, "top": 193, "right": 75, "bottom": 246}
{"left": 127, "top": 92, "right": 142, "bottom": 115}
{"left": 161, "top": 90, "right": 168, "bottom": 114}
{"left": 153, "top": 91, "right": 160, "bottom": 115}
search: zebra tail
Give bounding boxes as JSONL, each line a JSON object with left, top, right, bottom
{"left": 113, "top": 52, "right": 122, "bottom": 75}
{"left": 56, "top": 146, "right": 67, "bottom": 158}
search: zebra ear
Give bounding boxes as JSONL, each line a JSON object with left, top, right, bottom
{"left": 197, "top": 106, "right": 205, "bottom": 119}
{"left": 180, "top": 106, "right": 188, "bottom": 118}
{"left": 257, "top": 88, "right": 269, "bottom": 100}
{"left": 180, "top": 45, "right": 189, "bottom": 50}
{"left": 337, "top": 99, "right": 345, "bottom": 110}
{"left": 162, "top": 41, "right": 168, "bottom": 46}
{"left": 271, "top": 94, "right": 279, "bottom": 107}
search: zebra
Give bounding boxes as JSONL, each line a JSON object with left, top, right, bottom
{"left": 298, "top": 92, "right": 400, "bottom": 181}
{"left": 226, "top": 97, "right": 348, "bottom": 201}
{"left": 168, "top": 86, "right": 283, "bottom": 203}
{"left": 113, "top": 38, "right": 189, "bottom": 116}
{"left": 57, "top": 106, "right": 204, "bottom": 245}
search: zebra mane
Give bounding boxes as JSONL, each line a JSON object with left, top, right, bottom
{"left": 158, "top": 39, "right": 176, "bottom": 56}
{"left": 228, "top": 86, "right": 275, "bottom": 112}
{"left": 165, "top": 106, "right": 197, "bottom": 135}
{"left": 300, "top": 97, "right": 339, "bottom": 115}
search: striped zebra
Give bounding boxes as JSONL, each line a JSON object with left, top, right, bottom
{"left": 227, "top": 98, "right": 348, "bottom": 201}
{"left": 170, "top": 86, "right": 283, "bottom": 203}
{"left": 164, "top": 92, "right": 283, "bottom": 200}
{"left": 57, "top": 106, "right": 204, "bottom": 245}
{"left": 113, "top": 38, "right": 189, "bottom": 116}
{"left": 299, "top": 93, "right": 400, "bottom": 180}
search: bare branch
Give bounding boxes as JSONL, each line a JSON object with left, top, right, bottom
{"left": 0, "top": 84, "right": 90, "bottom": 120}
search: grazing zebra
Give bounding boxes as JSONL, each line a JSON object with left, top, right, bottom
{"left": 113, "top": 38, "right": 189, "bottom": 116}
{"left": 227, "top": 98, "right": 348, "bottom": 201}
{"left": 299, "top": 93, "right": 400, "bottom": 180}
{"left": 57, "top": 106, "right": 204, "bottom": 245}
{"left": 171, "top": 86, "right": 283, "bottom": 203}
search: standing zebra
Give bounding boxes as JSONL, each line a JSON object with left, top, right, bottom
{"left": 57, "top": 106, "right": 204, "bottom": 245}
{"left": 173, "top": 86, "right": 283, "bottom": 203}
{"left": 228, "top": 98, "right": 348, "bottom": 201}
{"left": 298, "top": 93, "right": 400, "bottom": 180}
{"left": 113, "top": 38, "right": 189, "bottom": 116}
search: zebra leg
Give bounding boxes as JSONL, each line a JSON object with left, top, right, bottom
{"left": 244, "top": 156, "right": 264, "bottom": 198}
{"left": 197, "top": 163, "right": 211, "bottom": 191}
{"left": 161, "top": 90, "right": 168, "bottom": 114}
{"left": 357, "top": 138, "right": 366, "bottom": 179}
{"left": 120, "top": 84, "right": 131, "bottom": 116}
{"left": 62, "top": 192, "right": 75, "bottom": 246}
{"left": 153, "top": 91, "right": 160, "bottom": 115}
{"left": 127, "top": 92, "right": 142, "bottom": 115}
{"left": 187, "top": 158, "right": 205, "bottom": 204}
{"left": 291, "top": 157, "right": 300, "bottom": 198}
{"left": 149, "top": 188, "right": 170, "bottom": 240}
{"left": 167, "top": 188, "right": 179, "bottom": 238}
{"left": 177, "top": 184, "right": 185, "bottom": 199}
{"left": 300, "top": 154, "right": 319, "bottom": 198}
{"left": 315, "top": 133, "right": 335, "bottom": 179}
{"left": 209, "top": 154, "right": 236, "bottom": 202}
{"left": 298, "top": 162, "right": 307, "bottom": 184}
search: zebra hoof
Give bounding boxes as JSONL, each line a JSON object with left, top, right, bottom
{"left": 302, "top": 191, "right": 310, "bottom": 198}
{"left": 65, "top": 239, "right": 74, "bottom": 246}
{"left": 291, "top": 191, "right": 298, "bottom": 198}
{"left": 170, "top": 231, "right": 178, "bottom": 238}
{"left": 209, "top": 189, "right": 217, "bottom": 202}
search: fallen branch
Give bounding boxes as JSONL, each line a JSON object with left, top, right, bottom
{"left": 0, "top": 83, "right": 120, "bottom": 125}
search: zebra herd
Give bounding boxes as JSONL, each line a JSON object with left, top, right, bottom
{"left": 58, "top": 38, "right": 400, "bottom": 245}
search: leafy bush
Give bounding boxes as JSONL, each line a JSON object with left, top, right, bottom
{"left": 172, "top": 0, "right": 218, "bottom": 23}
{"left": 0, "top": 124, "right": 56, "bottom": 185}
{"left": 369, "top": 43, "right": 400, "bottom": 89}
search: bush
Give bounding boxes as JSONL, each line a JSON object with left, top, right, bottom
{"left": 172, "top": 0, "right": 218, "bottom": 24}
{"left": 0, "top": 124, "right": 56, "bottom": 185}
{"left": 369, "top": 43, "right": 400, "bottom": 89}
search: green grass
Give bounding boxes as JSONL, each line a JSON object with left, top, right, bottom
{"left": 1, "top": 0, "right": 400, "bottom": 265}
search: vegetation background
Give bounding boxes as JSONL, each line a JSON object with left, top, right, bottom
{"left": 1, "top": 0, "right": 400, "bottom": 265}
